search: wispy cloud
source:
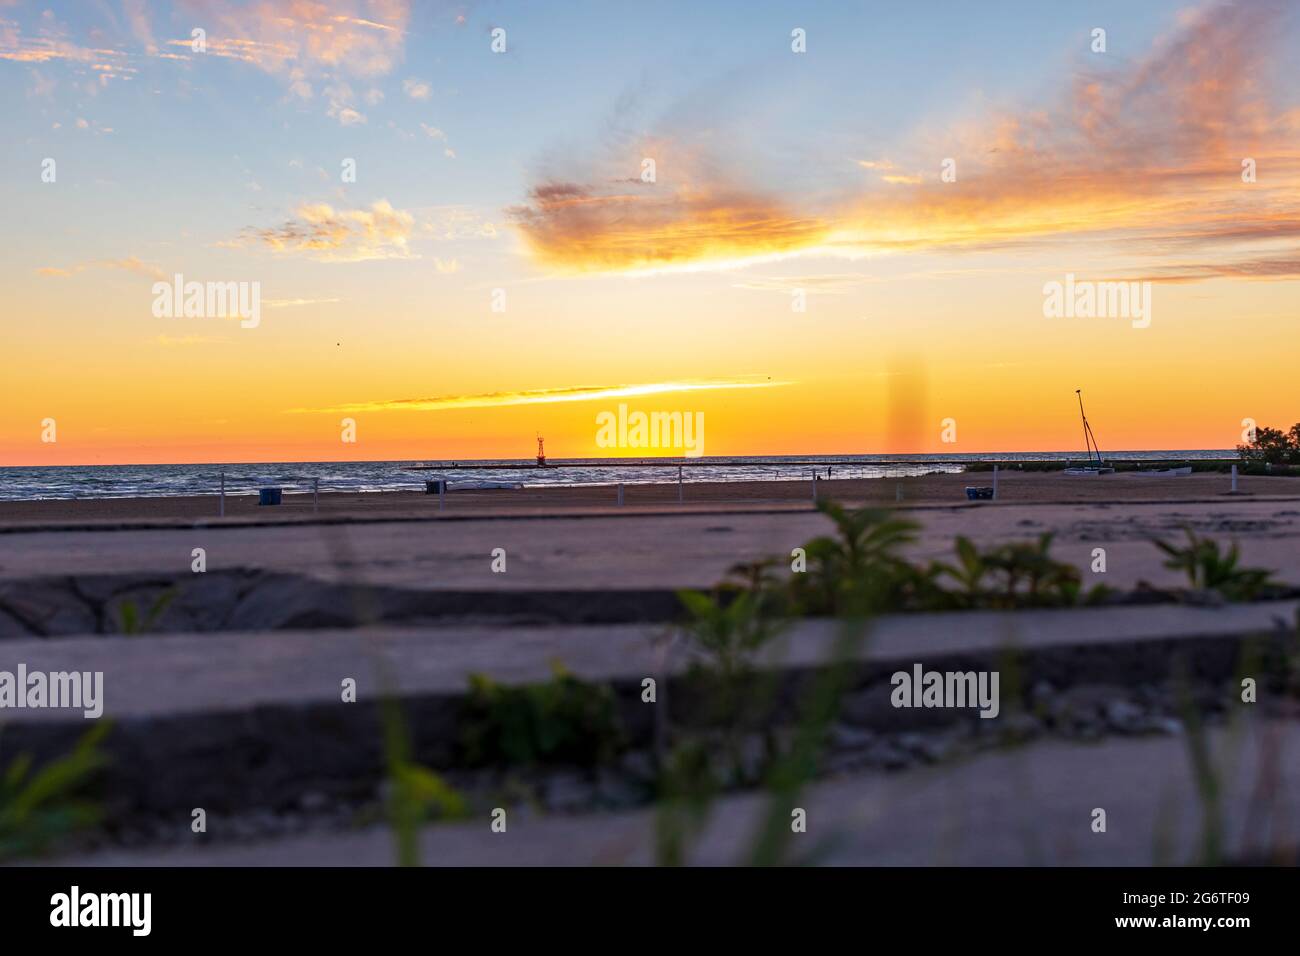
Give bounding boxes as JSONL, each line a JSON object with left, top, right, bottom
{"left": 1119, "top": 256, "right": 1300, "bottom": 283}
{"left": 37, "top": 256, "right": 165, "bottom": 280}
{"left": 236, "top": 199, "right": 415, "bottom": 261}
{"left": 264, "top": 296, "right": 344, "bottom": 308}
{"left": 287, "top": 379, "right": 792, "bottom": 414}
{"left": 167, "top": 0, "right": 408, "bottom": 76}
{"left": 162, "top": 0, "right": 411, "bottom": 123}
{"left": 731, "top": 273, "right": 875, "bottom": 294}
{"left": 0, "top": 9, "right": 138, "bottom": 84}
{"left": 403, "top": 76, "right": 431, "bottom": 99}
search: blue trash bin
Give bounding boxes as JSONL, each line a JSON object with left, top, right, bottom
{"left": 258, "top": 487, "right": 282, "bottom": 506}
{"left": 425, "top": 479, "right": 446, "bottom": 494}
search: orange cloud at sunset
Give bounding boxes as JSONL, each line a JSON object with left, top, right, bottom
{"left": 285, "top": 379, "right": 793, "bottom": 415}
{"left": 510, "top": 1, "right": 1300, "bottom": 277}
{"left": 509, "top": 181, "right": 833, "bottom": 275}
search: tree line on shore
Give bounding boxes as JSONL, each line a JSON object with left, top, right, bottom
{"left": 1238, "top": 423, "right": 1300, "bottom": 466}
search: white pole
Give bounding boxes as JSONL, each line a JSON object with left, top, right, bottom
{"left": 677, "top": 466, "right": 683, "bottom": 503}
{"left": 1231, "top": 463, "right": 1238, "bottom": 493}
{"left": 993, "top": 464, "right": 999, "bottom": 501}
{"left": 895, "top": 482, "right": 902, "bottom": 502}
{"left": 617, "top": 483, "right": 624, "bottom": 506}
{"left": 313, "top": 477, "right": 319, "bottom": 513}
{"left": 219, "top": 472, "right": 225, "bottom": 517}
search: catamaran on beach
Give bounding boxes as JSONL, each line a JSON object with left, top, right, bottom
{"left": 1064, "top": 389, "right": 1115, "bottom": 475}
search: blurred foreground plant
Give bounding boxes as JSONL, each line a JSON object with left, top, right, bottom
{"left": 1153, "top": 528, "right": 1275, "bottom": 601}
{"left": 461, "top": 663, "right": 625, "bottom": 768}
{"left": 116, "top": 588, "right": 176, "bottom": 635}
{"left": 0, "top": 723, "right": 109, "bottom": 861}
{"left": 381, "top": 690, "right": 466, "bottom": 867}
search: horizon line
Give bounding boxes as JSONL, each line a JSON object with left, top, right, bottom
{"left": 0, "top": 448, "right": 1242, "bottom": 470}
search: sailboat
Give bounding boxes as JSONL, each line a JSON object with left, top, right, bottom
{"left": 1064, "top": 389, "right": 1115, "bottom": 475}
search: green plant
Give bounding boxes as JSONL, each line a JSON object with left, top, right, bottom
{"left": 379, "top": 688, "right": 466, "bottom": 867}
{"left": 661, "top": 587, "right": 870, "bottom": 866}
{"left": 653, "top": 739, "right": 720, "bottom": 867}
{"left": 116, "top": 588, "right": 176, "bottom": 635}
{"left": 1153, "top": 528, "right": 1275, "bottom": 600}
{"left": 939, "top": 533, "right": 1087, "bottom": 608}
{"left": 745, "top": 619, "right": 867, "bottom": 866}
{"left": 722, "top": 557, "right": 784, "bottom": 596}
{"left": 461, "top": 663, "right": 625, "bottom": 768}
{"left": 676, "top": 587, "right": 786, "bottom": 678}
{"left": 934, "top": 535, "right": 989, "bottom": 601}
{"left": 788, "top": 501, "right": 931, "bottom": 615}
{"left": 1172, "top": 659, "right": 1223, "bottom": 865}
{"left": 675, "top": 585, "right": 787, "bottom": 784}
{"left": 0, "top": 723, "right": 110, "bottom": 860}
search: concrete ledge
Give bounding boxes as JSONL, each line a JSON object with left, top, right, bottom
{"left": 31, "top": 721, "right": 1300, "bottom": 866}
{"left": 1, "top": 601, "right": 1295, "bottom": 821}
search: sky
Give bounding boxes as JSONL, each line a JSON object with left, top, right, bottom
{"left": 2, "top": 0, "right": 1298, "bottom": 465}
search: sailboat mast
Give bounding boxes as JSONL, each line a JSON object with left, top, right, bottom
{"left": 1075, "top": 389, "right": 1090, "bottom": 463}
{"left": 1076, "top": 389, "right": 1102, "bottom": 466}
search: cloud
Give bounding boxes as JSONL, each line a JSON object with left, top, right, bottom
{"left": 37, "top": 256, "right": 165, "bottom": 280}
{"left": 286, "top": 379, "right": 792, "bottom": 414}
{"left": 169, "top": 0, "right": 408, "bottom": 75}
{"left": 509, "top": 180, "right": 831, "bottom": 274}
{"left": 731, "top": 273, "right": 875, "bottom": 294}
{"left": 510, "top": 1, "right": 1300, "bottom": 278}
{"left": 264, "top": 296, "right": 344, "bottom": 308}
{"left": 106, "top": 256, "right": 166, "bottom": 279}
{"left": 412, "top": 122, "right": 456, "bottom": 157}
{"left": 122, "top": 0, "right": 158, "bottom": 55}
{"left": 418, "top": 205, "right": 499, "bottom": 241}
{"left": 161, "top": 1, "right": 410, "bottom": 120}
{"left": 0, "top": 10, "right": 138, "bottom": 83}
{"left": 402, "top": 76, "right": 430, "bottom": 99}
{"left": 325, "top": 81, "right": 366, "bottom": 124}
{"left": 237, "top": 199, "right": 415, "bottom": 261}
{"left": 1121, "top": 255, "right": 1300, "bottom": 283}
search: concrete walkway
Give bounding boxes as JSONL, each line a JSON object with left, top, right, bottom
{"left": 4, "top": 601, "right": 1295, "bottom": 724}
{"left": 36, "top": 721, "right": 1299, "bottom": 866}
{"left": 1, "top": 498, "right": 1297, "bottom": 591}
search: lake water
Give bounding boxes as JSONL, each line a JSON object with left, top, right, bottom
{"left": 0, "top": 451, "right": 1234, "bottom": 500}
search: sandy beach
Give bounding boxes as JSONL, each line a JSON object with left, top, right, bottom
{"left": 1, "top": 469, "right": 1293, "bottom": 525}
